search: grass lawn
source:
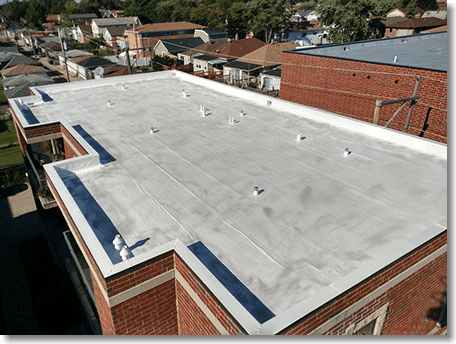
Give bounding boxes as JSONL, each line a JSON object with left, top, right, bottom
{"left": 0, "top": 120, "right": 18, "bottom": 145}
{"left": 0, "top": 145, "right": 23, "bottom": 167}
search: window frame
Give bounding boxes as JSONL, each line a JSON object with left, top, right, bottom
{"left": 345, "top": 303, "right": 389, "bottom": 335}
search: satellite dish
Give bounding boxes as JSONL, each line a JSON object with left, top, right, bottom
{"left": 94, "top": 66, "right": 104, "bottom": 78}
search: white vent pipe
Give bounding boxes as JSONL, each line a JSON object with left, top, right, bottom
{"left": 113, "top": 234, "right": 124, "bottom": 250}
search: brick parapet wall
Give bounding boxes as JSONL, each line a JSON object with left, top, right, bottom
{"left": 24, "top": 122, "right": 61, "bottom": 139}
{"left": 60, "top": 124, "right": 88, "bottom": 158}
{"left": 280, "top": 231, "right": 447, "bottom": 335}
{"left": 280, "top": 53, "right": 447, "bottom": 143}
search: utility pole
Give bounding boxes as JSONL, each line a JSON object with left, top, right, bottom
{"left": 147, "top": 37, "right": 153, "bottom": 70}
{"left": 59, "top": 28, "right": 71, "bottom": 83}
{"left": 28, "top": 29, "right": 38, "bottom": 61}
{"left": 125, "top": 47, "right": 132, "bottom": 75}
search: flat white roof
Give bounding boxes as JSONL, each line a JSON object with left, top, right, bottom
{"left": 14, "top": 71, "right": 446, "bottom": 327}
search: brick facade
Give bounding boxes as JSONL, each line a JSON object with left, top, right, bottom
{"left": 280, "top": 53, "right": 447, "bottom": 143}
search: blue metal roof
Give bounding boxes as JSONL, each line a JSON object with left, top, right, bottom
{"left": 288, "top": 32, "right": 447, "bottom": 72}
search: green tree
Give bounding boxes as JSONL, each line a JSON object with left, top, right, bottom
{"left": 226, "top": 1, "right": 252, "bottom": 38}
{"left": 405, "top": 0, "right": 418, "bottom": 17}
{"left": 296, "top": 0, "right": 316, "bottom": 11}
{"left": 25, "top": 0, "right": 46, "bottom": 30}
{"left": 190, "top": 2, "right": 226, "bottom": 29}
{"left": 249, "top": 0, "right": 291, "bottom": 43}
{"left": 318, "top": 0, "right": 373, "bottom": 43}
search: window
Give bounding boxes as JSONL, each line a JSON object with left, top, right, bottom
{"left": 345, "top": 303, "right": 389, "bottom": 335}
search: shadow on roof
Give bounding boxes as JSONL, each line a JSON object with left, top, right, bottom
{"left": 72, "top": 125, "right": 116, "bottom": 164}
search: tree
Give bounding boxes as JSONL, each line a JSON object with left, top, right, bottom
{"left": 296, "top": 0, "right": 316, "bottom": 11}
{"left": 226, "top": 1, "right": 252, "bottom": 38}
{"left": 318, "top": 0, "right": 373, "bottom": 43}
{"left": 25, "top": 0, "right": 46, "bottom": 30}
{"left": 249, "top": 0, "right": 291, "bottom": 43}
{"left": 405, "top": 0, "right": 418, "bottom": 17}
{"left": 190, "top": 3, "right": 227, "bottom": 30}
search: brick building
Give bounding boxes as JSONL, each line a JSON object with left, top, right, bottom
{"left": 9, "top": 71, "right": 446, "bottom": 335}
{"left": 280, "top": 32, "right": 447, "bottom": 143}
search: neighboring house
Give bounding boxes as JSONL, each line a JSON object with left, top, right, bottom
{"left": 3, "top": 55, "right": 37, "bottom": 69}
{"left": 0, "top": 40, "right": 20, "bottom": 55}
{"left": 194, "top": 28, "right": 228, "bottom": 43}
{"left": 103, "top": 27, "right": 127, "bottom": 47}
{"left": 75, "top": 24, "right": 94, "bottom": 44}
{"left": 178, "top": 37, "right": 266, "bottom": 65}
{"left": 1, "top": 64, "right": 46, "bottom": 79}
{"left": 222, "top": 60, "right": 264, "bottom": 85}
{"left": 126, "top": 21, "right": 207, "bottom": 58}
{"left": 192, "top": 54, "right": 229, "bottom": 74}
{"left": 1, "top": 73, "right": 55, "bottom": 98}
{"left": 385, "top": 7, "right": 425, "bottom": 18}
{"left": 368, "top": 16, "right": 409, "bottom": 38}
{"left": 58, "top": 49, "right": 94, "bottom": 66}
{"left": 291, "top": 10, "right": 321, "bottom": 23}
{"left": 259, "top": 67, "right": 282, "bottom": 91}
{"left": 35, "top": 36, "right": 61, "bottom": 55}
{"left": 384, "top": 17, "right": 447, "bottom": 37}
{"left": 97, "top": 64, "right": 137, "bottom": 78}
{"left": 43, "top": 14, "right": 60, "bottom": 32}
{"left": 68, "top": 13, "right": 98, "bottom": 25}
{"left": 91, "top": 17, "right": 141, "bottom": 38}
{"left": 154, "top": 37, "right": 204, "bottom": 57}
{"left": 0, "top": 51, "right": 23, "bottom": 69}
{"left": 68, "top": 55, "right": 116, "bottom": 79}
{"left": 227, "top": 42, "right": 299, "bottom": 88}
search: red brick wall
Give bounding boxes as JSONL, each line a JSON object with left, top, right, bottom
{"left": 24, "top": 122, "right": 61, "bottom": 139}
{"left": 280, "top": 53, "right": 447, "bottom": 143}
{"left": 60, "top": 124, "right": 88, "bottom": 159}
{"left": 280, "top": 231, "right": 447, "bottom": 335}
{"left": 174, "top": 254, "right": 246, "bottom": 335}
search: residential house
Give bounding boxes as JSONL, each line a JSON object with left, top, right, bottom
{"left": 2, "top": 55, "right": 36, "bottom": 69}
{"left": 91, "top": 17, "right": 141, "bottom": 38}
{"left": 178, "top": 37, "right": 266, "bottom": 66}
{"left": 291, "top": 10, "right": 321, "bottom": 23}
{"left": 384, "top": 17, "right": 446, "bottom": 37}
{"left": 368, "top": 16, "right": 409, "bottom": 38}
{"left": 67, "top": 55, "right": 116, "bottom": 80}
{"left": 227, "top": 42, "right": 299, "bottom": 88}
{"left": 103, "top": 27, "right": 127, "bottom": 49}
{"left": 1, "top": 73, "right": 54, "bottom": 98}
{"left": 385, "top": 7, "right": 425, "bottom": 18}
{"left": 222, "top": 60, "right": 264, "bottom": 85}
{"left": 0, "top": 51, "right": 23, "bottom": 70}
{"left": 192, "top": 55, "right": 229, "bottom": 74}
{"left": 194, "top": 28, "right": 228, "bottom": 43}
{"left": 154, "top": 37, "right": 204, "bottom": 58}
{"left": 1, "top": 64, "right": 47, "bottom": 79}
{"left": 35, "top": 36, "right": 61, "bottom": 56}
{"left": 259, "top": 67, "right": 282, "bottom": 91}
{"left": 75, "top": 25, "right": 94, "bottom": 44}
{"left": 58, "top": 50, "right": 94, "bottom": 66}
{"left": 68, "top": 13, "right": 98, "bottom": 26}
{"left": 421, "top": 9, "right": 447, "bottom": 19}
{"left": 126, "top": 22, "right": 207, "bottom": 58}
{"left": 43, "top": 14, "right": 60, "bottom": 33}
{"left": 96, "top": 64, "right": 137, "bottom": 78}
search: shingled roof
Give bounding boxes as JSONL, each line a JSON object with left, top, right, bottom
{"left": 385, "top": 17, "right": 447, "bottom": 29}
{"left": 1, "top": 64, "right": 46, "bottom": 77}
{"left": 180, "top": 37, "right": 266, "bottom": 59}
{"left": 135, "top": 21, "right": 206, "bottom": 33}
{"left": 237, "top": 42, "right": 299, "bottom": 66}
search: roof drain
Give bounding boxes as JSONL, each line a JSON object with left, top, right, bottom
{"left": 253, "top": 186, "right": 259, "bottom": 196}
{"left": 344, "top": 148, "right": 350, "bottom": 157}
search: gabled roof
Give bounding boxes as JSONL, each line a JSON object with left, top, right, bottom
{"left": 0, "top": 52, "right": 22, "bottom": 65}
{"left": 134, "top": 21, "right": 206, "bottom": 33}
{"left": 69, "top": 13, "right": 98, "bottom": 20}
{"left": 1, "top": 64, "right": 46, "bottom": 77}
{"left": 3, "top": 55, "right": 37, "bottom": 69}
{"left": 237, "top": 42, "right": 299, "bottom": 66}
{"left": 160, "top": 37, "right": 205, "bottom": 55}
{"left": 223, "top": 60, "right": 263, "bottom": 71}
{"left": 1, "top": 73, "right": 54, "bottom": 88}
{"left": 65, "top": 50, "right": 94, "bottom": 58}
{"left": 105, "top": 26, "right": 127, "bottom": 37}
{"left": 386, "top": 7, "right": 425, "bottom": 17}
{"left": 92, "top": 17, "right": 138, "bottom": 27}
{"left": 77, "top": 24, "right": 93, "bottom": 34}
{"left": 71, "top": 56, "right": 116, "bottom": 69}
{"left": 180, "top": 37, "right": 267, "bottom": 59}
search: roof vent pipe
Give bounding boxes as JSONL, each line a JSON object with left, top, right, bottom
{"left": 107, "top": 100, "right": 112, "bottom": 106}
{"left": 253, "top": 186, "right": 259, "bottom": 196}
{"left": 240, "top": 110, "right": 245, "bottom": 116}
{"left": 18, "top": 98, "right": 24, "bottom": 105}
{"left": 297, "top": 133, "right": 302, "bottom": 141}
{"left": 394, "top": 56, "right": 398, "bottom": 62}
{"left": 150, "top": 126, "right": 155, "bottom": 134}
{"left": 120, "top": 245, "right": 130, "bottom": 261}
{"left": 122, "top": 84, "right": 127, "bottom": 90}
{"left": 113, "top": 234, "right": 125, "bottom": 250}
{"left": 344, "top": 148, "right": 350, "bottom": 157}
{"left": 182, "top": 89, "right": 187, "bottom": 97}
{"left": 229, "top": 116, "right": 235, "bottom": 124}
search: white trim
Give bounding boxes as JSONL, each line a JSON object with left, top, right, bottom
{"left": 62, "top": 133, "right": 83, "bottom": 157}
{"left": 345, "top": 303, "right": 389, "bottom": 335}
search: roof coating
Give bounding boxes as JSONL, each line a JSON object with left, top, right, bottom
{"left": 15, "top": 71, "right": 446, "bottom": 328}
{"left": 289, "top": 32, "right": 447, "bottom": 72}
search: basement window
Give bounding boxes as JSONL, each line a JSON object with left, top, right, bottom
{"left": 345, "top": 303, "right": 389, "bottom": 335}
